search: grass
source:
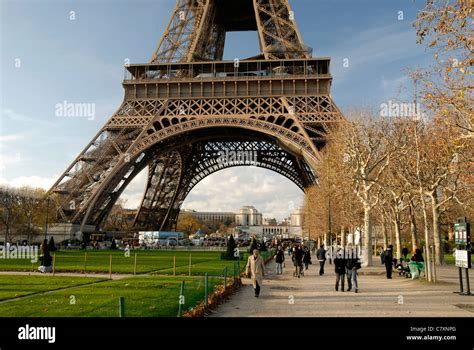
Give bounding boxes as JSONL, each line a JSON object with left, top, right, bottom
{"left": 401, "top": 253, "right": 473, "bottom": 266}
{"left": 0, "top": 275, "right": 104, "bottom": 301}
{"left": 0, "top": 276, "right": 223, "bottom": 317}
{"left": 0, "top": 250, "right": 243, "bottom": 275}
{"left": 0, "top": 249, "right": 275, "bottom": 317}
{"left": 444, "top": 254, "right": 473, "bottom": 266}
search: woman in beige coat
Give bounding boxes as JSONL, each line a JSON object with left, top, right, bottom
{"left": 246, "top": 249, "right": 265, "bottom": 297}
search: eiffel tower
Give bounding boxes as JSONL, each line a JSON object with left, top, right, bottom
{"left": 48, "top": 0, "right": 344, "bottom": 233}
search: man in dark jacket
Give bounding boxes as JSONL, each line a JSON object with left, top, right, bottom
{"left": 303, "top": 247, "right": 312, "bottom": 270}
{"left": 334, "top": 249, "right": 346, "bottom": 291}
{"left": 316, "top": 245, "right": 327, "bottom": 276}
{"left": 292, "top": 245, "right": 304, "bottom": 278}
{"left": 275, "top": 246, "right": 285, "bottom": 275}
{"left": 385, "top": 245, "right": 394, "bottom": 279}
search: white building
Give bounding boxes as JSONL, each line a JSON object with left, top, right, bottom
{"left": 190, "top": 211, "right": 236, "bottom": 224}
{"left": 291, "top": 207, "right": 303, "bottom": 227}
{"left": 185, "top": 205, "right": 303, "bottom": 239}
{"left": 235, "top": 206, "right": 262, "bottom": 226}
{"left": 185, "top": 205, "right": 263, "bottom": 226}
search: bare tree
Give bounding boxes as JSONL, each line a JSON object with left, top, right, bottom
{"left": 0, "top": 187, "right": 20, "bottom": 244}
{"left": 340, "top": 111, "right": 396, "bottom": 266}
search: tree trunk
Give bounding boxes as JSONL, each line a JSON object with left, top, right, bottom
{"left": 381, "top": 220, "right": 388, "bottom": 250}
{"left": 409, "top": 200, "right": 419, "bottom": 252}
{"left": 429, "top": 192, "right": 445, "bottom": 265}
{"left": 341, "top": 226, "right": 346, "bottom": 247}
{"left": 393, "top": 212, "right": 402, "bottom": 260}
{"left": 362, "top": 205, "right": 373, "bottom": 267}
{"left": 419, "top": 191, "right": 432, "bottom": 282}
{"left": 4, "top": 226, "right": 8, "bottom": 245}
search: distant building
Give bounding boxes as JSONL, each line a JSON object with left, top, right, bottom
{"left": 291, "top": 208, "right": 303, "bottom": 227}
{"left": 183, "top": 205, "right": 304, "bottom": 239}
{"left": 190, "top": 211, "right": 236, "bottom": 224}
{"left": 183, "top": 205, "right": 263, "bottom": 226}
{"left": 235, "top": 206, "right": 262, "bottom": 226}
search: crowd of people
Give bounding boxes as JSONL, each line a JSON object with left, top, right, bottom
{"left": 246, "top": 243, "right": 365, "bottom": 297}
{"left": 247, "top": 242, "right": 428, "bottom": 298}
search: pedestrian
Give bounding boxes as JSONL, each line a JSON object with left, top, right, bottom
{"left": 292, "top": 245, "right": 304, "bottom": 278}
{"left": 288, "top": 245, "right": 292, "bottom": 256}
{"left": 38, "top": 239, "right": 52, "bottom": 273}
{"left": 246, "top": 249, "right": 265, "bottom": 297}
{"left": 385, "top": 245, "right": 394, "bottom": 279}
{"left": 316, "top": 245, "right": 327, "bottom": 276}
{"left": 334, "top": 249, "right": 346, "bottom": 292}
{"left": 275, "top": 245, "right": 285, "bottom": 275}
{"left": 346, "top": 247, "right": 361, "bottom": 293}
{"left": 380, "top": 248, "right": 385, "bottom": 265}
{"left": 411, "top": 248, "right": 424, "bottom": 262}
{"left": 401, "top": 246, "right": 409, "bottom": 260}
{"left": 303, "top": 247, "right": 312, "bottom": 270}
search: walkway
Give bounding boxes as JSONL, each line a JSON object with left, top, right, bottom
{"left": 210, "top": 259, "right": 474, "bottom": 317}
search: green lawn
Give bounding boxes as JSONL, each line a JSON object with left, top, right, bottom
{"left": 0, "top": 275, "right": 104, "bottom": 301}
{"left": 0, "top": 250, "right": 240, "bottom": 275}
{"left": 444, "top": 254, "right": 473, "bottom": 266}
{"left": 0, "top": 276, "right": 223, "bottom": 317}
{"left": 0, "top": 249, "right": 274, "bottom": 276}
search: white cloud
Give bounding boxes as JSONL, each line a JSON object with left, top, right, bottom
{"left": 119, "top": 168, "right": 148, "bottom": 209}
{"left": 0, "top": 175, "right": 57, "bottom": 190}
{"left": 183, "top": 167, "right": 304, "bottom": 221}
{"left": 118, "top": 166, "right": 304, "bottom": 221}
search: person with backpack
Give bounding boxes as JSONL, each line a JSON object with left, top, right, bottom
{"left": 275, "top": 245, "right": 285, "bottom": 275}
{"left": 385, "top": 245, "right": 394, "bottom": 279}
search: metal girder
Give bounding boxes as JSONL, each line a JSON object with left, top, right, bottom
{"left": 133, "top": 138, "right": 315, "bottom": 231}
{"left": 151, "top": 0, "right": 310, "bottom": 62}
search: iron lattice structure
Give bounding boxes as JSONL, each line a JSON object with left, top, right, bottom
{"left": 48, "top": 0, "right": 344, "bottom": 231}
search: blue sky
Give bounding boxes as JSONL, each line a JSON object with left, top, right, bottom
{"left": 0, "top": 0, "right": 431, "bottom": 220}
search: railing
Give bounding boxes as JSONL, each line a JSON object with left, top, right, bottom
{"left": 124, "top": 72, "right": 332, "bottom": 84}
{"left": 123, "top": 58, "right": 332, "bottom": 83}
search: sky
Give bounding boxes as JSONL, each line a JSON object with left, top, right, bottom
{"left": 0, "top": 0, "right": 432, "bottom": 221}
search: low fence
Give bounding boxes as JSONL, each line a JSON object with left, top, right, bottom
{"left": 29, "top": 248, "right": 275, "bottom": 277}
{"left": 32, "top": 251, "right": 253, "bottom": 277}
{"left": 114, "top": 263, "right": 242, "bottom": 318}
